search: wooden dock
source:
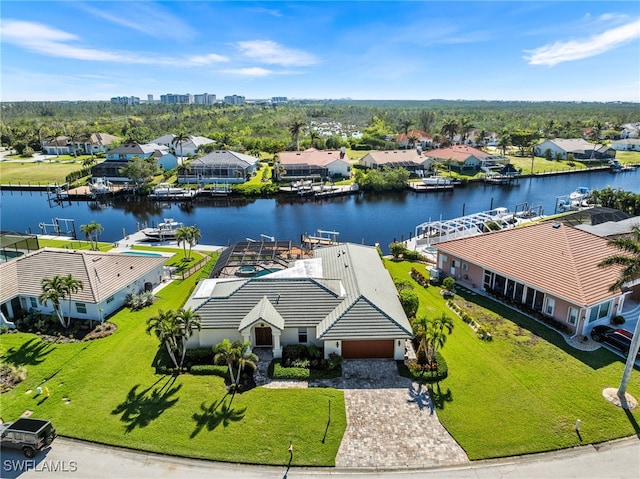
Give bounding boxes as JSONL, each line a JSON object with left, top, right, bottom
{"left": 407, "top": 182, "right": 455, "bottom": 193}
{"left": 280, "top": 183, "right": 358, "bottom": 198}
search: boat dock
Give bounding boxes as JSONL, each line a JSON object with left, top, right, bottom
{"left": 300, "top": 229, "right": 341, "bottom": 248}
{"left": 280, "top": 183, "right": 359, "bottom": 198}
{"left": 407, "top": 181, "right": 455, "bottom": 193}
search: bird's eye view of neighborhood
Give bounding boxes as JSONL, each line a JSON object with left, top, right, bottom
{"left": 1, "top": 1, "right": 640, "bottom": 478}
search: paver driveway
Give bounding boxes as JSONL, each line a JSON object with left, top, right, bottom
{"left": 312, "top": 359, "right": 469, "bottom": 469}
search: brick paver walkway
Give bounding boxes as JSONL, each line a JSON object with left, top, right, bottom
{"left": 254, "top": 350, "right": 469, "bottom": 469}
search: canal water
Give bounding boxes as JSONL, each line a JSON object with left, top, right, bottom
{"left": 1, "top": 169, "right": 639, "bottom": 251}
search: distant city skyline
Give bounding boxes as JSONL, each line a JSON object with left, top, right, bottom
{"left": 1, "top": 1, "right": 639, "bottom": 103}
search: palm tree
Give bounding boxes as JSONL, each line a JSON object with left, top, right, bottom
{"left": 598, "top": 226, "right": 640, "bottom": 400}
{"left": 39, "top": 275, "right": 68, "bottom": 328}
{"left": 62, "top": 274, "right": 83, "bottom": 327}
{"left": 175, "top": 226, "right": 190, "bottom": 260}
{"left": 214, "top": 338, "right": 240, "bottom": 385}
{"left": 232, "top": 340, "right": 258, "bottom": 388}
{"left": 309, "top": 131, "right": 319, "bottom": 149}
{"left": 399, "top": 119, "right": 412, "bottom": 149}
{"left": 440, "top": 119, "right": 459, "bottom": 144}
{"left": 289, "top": 119, "right": 305, "bottom": 151}
{"left": 187, "top": 225, "right": 201, "bottom": 260}
{"left": 175, "top": 308, "right": 201, "bottom": 368}
{"left": 459, "top": 118, "right": 474, "bottom": 144}
{"left": 80, "top": 221, "right": 103, "bottom": 250}
{"left": 146, "top": 309, "right": 180, "bottom": 369}
{"left": 498, "top": 134, "right": 511, "bottom": 156}
{"left": 172, "top": 132, "right": 189, "bottom": 164}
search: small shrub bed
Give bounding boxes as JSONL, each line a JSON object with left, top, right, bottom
{"left": 398, "top": 350, "right": 448, "bottom": 382}
{"left": 410, "top": 267, "right": 429, "bottom": 287}
{"left": 190, "top": 365, "right": 229, "bottom": 378}
{"left": 184, "top": 347, "right": 214, "bottom": 366}
{"left": 269, "top": 358, "right": 342, "bottom": 380}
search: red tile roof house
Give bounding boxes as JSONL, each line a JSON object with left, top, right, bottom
{"left": 425, "top": 145, "right": 489, "bottom": 173}
{"left": 434, "top": 221, "right": 635, "bottom": 337}
{"left": 277, "top": 148, "right": 351, "bottom": 180}
{"left": 395, "top": 130, "right": 434, "bottom": 149}
{"left": 359, "top": 150, "right": 434, "bottom": 173}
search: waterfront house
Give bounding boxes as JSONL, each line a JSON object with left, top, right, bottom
{"left": 611, "top": 138, "right": 640, "bottom": 152}
{"left": 184, "top": 243, "right": 412, "bottom": 359}
{"left": 0, "top": 248, "right": 168, "bottom": 323}
{"left": 359, "top": 150, "right": 433, "bottom": 173}
{"left": 277, "top": 148, "right": 351, "bottom": 181}
{"left": 178, "top": 150, "right": 259, "bottom": 184}
{"left": 533, "top": 139, "right": 616, "bottom": 161}
{"left": 91, "top": 142, "right": 176, "bottom": 181}
{"left": 41, "top": 133, "right": 121, "bottom": 156}
{"left": 434, "top": 222, "right": 635, "bottom": 337}
{"left": 620, "top": 123, "right": 640, "bottom": 139}
{"left": 425, "top": 145, "right": 488, "bottom": 172}
{"left": 150, "top": 134, "right": 217, "bottom": 157}
{"left": 395, "top": 130, "right": 433, "bottom": 149}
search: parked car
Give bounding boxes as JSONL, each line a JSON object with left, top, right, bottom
{"left": 0, "top": 417, "right": 56, "bottom": 458}
{"left": 590, "top": 325, "right": 639, "bottom": 358}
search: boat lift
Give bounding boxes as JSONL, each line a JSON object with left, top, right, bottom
{"left": 414, "top": 204, "right": 543, "bottom": 246}
{"left": 38, "top": 217, "right": 77, "bottom": 238}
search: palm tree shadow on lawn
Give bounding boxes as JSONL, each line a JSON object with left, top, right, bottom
{"left": 111, "top": 375, "right": 182, "bottom": 433}
{"left": 428, "top": 381, "right": 453, "bottom": 410}
{"left": 190, "top": 391, "right": 247, "bottom": 438}
{"left": 4, "top": 338, "right": 54, "bottom": 366}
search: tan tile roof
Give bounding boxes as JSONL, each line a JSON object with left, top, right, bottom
{"left": 435, "top": 222, "right": 622, "bottom": 306}
{"left": 0, "top": 248, "right": 167, "bottom": 304}
{"left": 426, "top": 145, "right": 488, "bottom": 162}
{"left": 361, "top": 150, "right": 426, "bottom": 165}
{"left": 278, "top": 148, "right": 349, "bottom": 167}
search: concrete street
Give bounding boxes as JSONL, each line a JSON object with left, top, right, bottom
{"left": 1, "top": 436, "right": 638, "bottom": 479}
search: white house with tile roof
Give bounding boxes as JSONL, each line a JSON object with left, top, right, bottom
{"left": 434, "top": 222, "right": 635, "bottom": 337}
{"left": 184, "top": 243, "right": 412, "bottom": 359}
{"left": 359, "top": 149, "right": 433, "bottom": 173}
{"left": 0, "top": 248, "right": 168, "bottom": 323}
{"left": 179, "top": 150, "right": 259, "bottom": 184}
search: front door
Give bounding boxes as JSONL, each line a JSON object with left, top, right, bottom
{"left": 254, "top": 326, "right": 273, "bottom": 346}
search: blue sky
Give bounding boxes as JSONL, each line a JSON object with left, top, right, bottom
{"left": 1, "top": 1, "right": 639, "bottom": 102}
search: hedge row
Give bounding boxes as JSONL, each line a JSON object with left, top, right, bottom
{"left": 65, "top": 167, "right": 93, "bottom": 183}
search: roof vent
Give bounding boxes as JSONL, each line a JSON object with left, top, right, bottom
{"left": 553, "top": 222, "right": 561, "bottom": 229}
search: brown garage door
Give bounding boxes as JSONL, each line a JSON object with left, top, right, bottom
{"left": 342, "top": 340, "right": 394, "bottom": 359}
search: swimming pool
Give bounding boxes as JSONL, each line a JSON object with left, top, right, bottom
{"left": 121, "top": 251, "right": 163, "bottom": 257}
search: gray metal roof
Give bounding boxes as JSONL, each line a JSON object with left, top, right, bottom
{"left": 189, "top": 150, "right": 258, "bottom": 168}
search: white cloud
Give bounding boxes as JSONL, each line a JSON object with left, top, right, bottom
{"left": 235, "top": 40, "right": 317, "bottom": 66}
{"left": 77, "top": 3, "right": 194, "bottom": 40}
{"left": 186, "top": 53, "right": 230, "bottom": 66}
{"left": 222, "top": 67, "right": 276, "bottom": 77}
{"left": 246, "top": 7, "right": 283, "bottom": 18}
{"left": 525, "top": 18, "right": 640, "bottom": 66}
{"left": 0, "top": 19, "right": 227, "bottom": 67}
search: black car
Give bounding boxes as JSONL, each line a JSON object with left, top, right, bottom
{"left": 590, "top": 325, "right": 639, "bottom": 358}
{"left": 0, "top": 418, "right": 56, "bottom": 458}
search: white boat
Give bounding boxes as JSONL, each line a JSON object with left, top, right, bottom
{"left": 422, "top": 175, "right": 453, "bottom": 186}
{"left": 89, "top": 177, "right": 111, "bottom": 194}
{"left": 608, "top": 159, "right": 622, "bottom": 172}
{"left": 151, "top": 182, "right": 188, "bottom": 196}
{"left": 143, "top": 218, "right": 184, "bottom": 240}
{"left": 569, "top": 187, "right": 590, "bottom": 202}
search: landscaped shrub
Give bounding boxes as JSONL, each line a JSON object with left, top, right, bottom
{"left": 190, "top": 365, "right": 229, "bottom": 378}
{"left": 125, "top": 291, "right": 154, "bottom": 310}
{"left": 399, "top": 289, "right": 419, "bottom": 318}
{"left": 185, "top": 347, "right": 214, "bottom": 366}
{"left": 611, "top": 315, "right": 626, "bottom": 325}
{"left": 399, "top": 350, "right": 448, "bottom": 382}
{"left": 410, "top": 267, "right": 429, "bottom": 287}
{"left": 282, "top": 344, "right": 309, "bottom": 364}
{"left": 270, "top": 359, "right": 342, "bottom": 380}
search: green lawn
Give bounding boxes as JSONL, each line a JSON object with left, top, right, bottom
{"left": 3, "top": 255, "right": 638, "bottom": 465}
{"left": 0, "top": 259, "right": 346, "bottom": 466}
{"left": 384, "top": 259, "right": 640, "bottom": 460}
{"left": 0, "top": 161, "right": 87, "bottom": 184}
{"left": 37, "top": 238, "right": 114, "bottom": 252}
